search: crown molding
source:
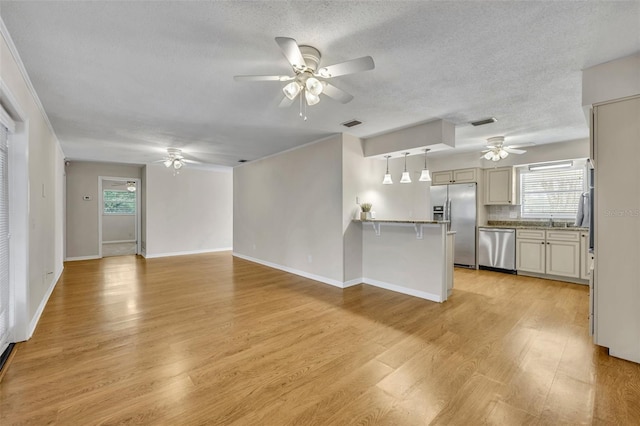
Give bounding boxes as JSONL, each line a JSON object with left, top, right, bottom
{"left": 0, "top": 16, "right": 61, "bottom": 146}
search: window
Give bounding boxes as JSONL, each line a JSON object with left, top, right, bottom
{"left": 520, "top": 167, "right": 585, "bottom": 219}
{"left": 103, "top": 190, "right": 136, "bottom": 214}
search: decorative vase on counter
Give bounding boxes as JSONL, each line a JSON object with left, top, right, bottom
{"left": 360, "top": 211, "right": 373, "bottom": 220}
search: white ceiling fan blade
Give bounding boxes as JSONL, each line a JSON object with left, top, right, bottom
{"left": 316, "top": 56, "right": 375, "bottom": 78}
{"left": 275, "top": 37, "right": 306, "bottom": 70}
{"left": 234, "top": 75, "right": 292, "bottom": 82}
{"left": 504, "top": 147, "right": 526, "bottom": 154}
{"left": 322, "top": 83, "right": 354, "bottom": 104}
{"left": 279, "top": 96, "right": 294, "bottom": 108}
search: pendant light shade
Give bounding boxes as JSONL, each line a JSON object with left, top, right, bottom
{"left": 382, "top": 155, "right": 393, "bottom": 184}
{"left": 419, "top": 148, "right": 432, "bottom": 182}
{"left": 400, "top": 152, "right": 411, "bottom": 183}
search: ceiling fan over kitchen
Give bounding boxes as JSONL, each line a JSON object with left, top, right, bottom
{"left": 234, "top": 37, "right": 375, "bottom": 120}
{"left": 481, "top": 136, "right": 529, "bottom": 162}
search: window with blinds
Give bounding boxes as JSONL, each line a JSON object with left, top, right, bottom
{"left": 103, "top": 190, "right": 136, "bottom": 215}
{"left": 0, "top": 124, "right": 10, "bottom": 355}
{"left": 520, "top": 168, "right": 585, "bottom": 218}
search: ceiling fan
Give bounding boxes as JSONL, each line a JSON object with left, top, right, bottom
{"left": 481, "top": 136, "right": 529, "bottom": 161}
{"left": 110, "top": 181, "right": 137, "bottom": 192}
{"left": 158, "top": 148, "right": 201, "bottom": 174}
{"left": 234, "top": 37, "right": 375, "bottom": 119}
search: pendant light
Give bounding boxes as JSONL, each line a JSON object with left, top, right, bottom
{"left": 419, "top": 148, "right": 432, "bottom": 182}
{"left": 382, "top": 155, "right": 393, "bottom": 185}
{"left": 400, "top": 152, "right": 411, "bottom": 183}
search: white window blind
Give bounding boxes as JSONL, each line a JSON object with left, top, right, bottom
{"left": 103, "top": 190, "right": 136, "bottom": 215}
{"left": 520, "top": 168, "right": 584, "bottom": 218}
{"left": 0, "top": 124, "right": 10, "bottom": 355}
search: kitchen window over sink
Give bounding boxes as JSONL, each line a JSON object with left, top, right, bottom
{"left": 519, "top": 162, "right": 586, "bottom": 219}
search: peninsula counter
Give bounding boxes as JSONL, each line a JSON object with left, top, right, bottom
{"left": 356, "top": 220, "right": 455, "bottom": 302}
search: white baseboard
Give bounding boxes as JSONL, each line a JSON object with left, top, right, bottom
{"left": 232, "top": 252, "right": 346, "bottom": 288}
{"left": 65, "top": 255, "right": 101, "bottom": 262}
{"left": 28, "top": 265, "right": 63, "bottom": 339}
{"left": 343, "top": 278, "right": 363, "bottom": 288}
{"left": 363, "top": 278, "right": 443, "bottom": 303}
{"left": 143, "top": 247, "right": 232, "bottom": 259}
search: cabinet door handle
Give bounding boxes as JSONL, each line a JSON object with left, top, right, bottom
{"left": 547, "top": 242, "right": 550, "bottom": 245}
{"left": 541, "top": 242, "right": 545, "bottom": 244}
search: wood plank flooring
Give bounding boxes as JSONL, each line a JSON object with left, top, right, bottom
{"left": 2, "top": 252, "right": 640, "bottom": 424}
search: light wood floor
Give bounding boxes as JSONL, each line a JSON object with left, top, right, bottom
{"left": 2, "top": 253, "right": 640, "bottom": 424}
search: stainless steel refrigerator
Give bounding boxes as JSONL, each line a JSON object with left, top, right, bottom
{"left": 430, "top": 183, "right": 477, "bottom": 268}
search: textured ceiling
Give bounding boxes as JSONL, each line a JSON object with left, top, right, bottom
{"left": 1, "top": 1, "right": 639, "bottom": 167}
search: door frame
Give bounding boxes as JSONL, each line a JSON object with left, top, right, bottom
{"left": 98, "top": 176, "right": 142, "bottom": 258}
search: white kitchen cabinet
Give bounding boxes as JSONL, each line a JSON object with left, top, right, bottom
{"left": 592, "top": 95, "right": 640, "bottom": 363}
{"left": 516, "top": 229, "right": 545, "bottom": 274}
{"left": 484, "top": 167, "right": 515, "bottom": 205}
{"left": 580, "top": 231, "right": 590, "bottom": 280}
{"left": 431, "top": 168, "right": 478, "bottom": 185}
{"left": 516, "top": 229, "right": 582, "bottom": 280}
{"left": 546, "top": 235, "right": 581, "bottom": 279}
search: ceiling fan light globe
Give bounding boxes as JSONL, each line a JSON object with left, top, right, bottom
{"left": 491, "top": 153, "right": 500, "bottom": 161}
{"left": 283, "top": 82, "right": 301, "bottom": 100}
{"left": 164, "top": 159, "right": 173, "bottom": 167}
{"left": 499, "top": 149, "right": 509, "bottom": 159}
{"left": 419, "top": 169, "right": 431, "bottom": 182}
{"left": 483, "top": 151, "right": 494, "bottom": 160}
{"left": 174, "top": 159, "right": 184, "bottom": 169}
{"left": 305, "top": 90, "right": 320, "bottom": 106}
{"left": 306, "top": 77, "right": 323, "bottom": 96}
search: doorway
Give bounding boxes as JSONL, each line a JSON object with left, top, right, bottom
{"left": 98, "top": 177, "right": 141, "bottom": 257}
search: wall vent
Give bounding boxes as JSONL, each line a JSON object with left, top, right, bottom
{"left": 341, "top": 119, "right": 362, "bottom": 128}
{"left": 470, "top": 117, "right": 497, "bottom": 126}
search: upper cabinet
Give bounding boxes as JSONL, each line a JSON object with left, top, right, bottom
{"left": 484, "top": 167, "right": 516, "bottom": 205}
{"left": 431, "top": 168, "right": 478, "bottom": 185}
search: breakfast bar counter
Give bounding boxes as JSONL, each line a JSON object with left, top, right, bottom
{"left": 355, "top": 220, "right": 455, "bottom": 302}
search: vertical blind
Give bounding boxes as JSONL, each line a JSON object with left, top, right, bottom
{"left": 520, "top": 168, "right": 584, "bottom": 218}
{"left": 0, "top": 124, "right": 9, "bottom": 355}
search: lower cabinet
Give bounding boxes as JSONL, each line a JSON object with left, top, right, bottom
{"left": 516, "top": 229, "right": 584, "bottom": 280}
{"left": 516, "top": 237, "right": 546, "bottom": 274}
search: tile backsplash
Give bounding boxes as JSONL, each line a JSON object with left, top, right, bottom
{"left": 487, "top": 205, "right": 521, "bottom": 221}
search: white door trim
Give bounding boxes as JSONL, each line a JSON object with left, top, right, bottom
{"left": 98, "top": 176, "right": 142, "bottom": 257}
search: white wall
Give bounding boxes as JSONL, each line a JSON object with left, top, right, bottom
{"left": 102, "top": 215, "right": 135, "bottom": 241}
{"left": 145, "top": 164, "right": 232, "bottom": 257}
{"left": 65, "top": 161, "right": 142, "bottom": 259}
{"left": 233, "top": 135, "right": 345, "bottom": 284}
{"left": 342, "top": 134, "right": 365, "bottom": 282}
{"left": 1, "top": 24, "right": 65, "bottom": 340}
{"left": 359, "top": 154, "right": 433, "bottom": 221}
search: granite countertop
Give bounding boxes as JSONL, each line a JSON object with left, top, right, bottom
{"left": 354, "top": 219, "right": 448, "bottom": 225}
{"left": 482, "top": 221, "right": 588, "bottom": 231}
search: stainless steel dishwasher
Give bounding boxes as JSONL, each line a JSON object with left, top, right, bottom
{"left": 478, "top": 227, "right": 516, "bottom": 273}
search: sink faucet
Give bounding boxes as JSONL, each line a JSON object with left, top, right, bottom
{"left": 548, "top": 217, "right": 554, "bottom": 227}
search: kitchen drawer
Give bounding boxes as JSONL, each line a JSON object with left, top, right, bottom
{"left": 546, "top": 230, "right": 580, "bottom": 242}
{"left": 516, "top": 229, "right": 545, "bottom": 240}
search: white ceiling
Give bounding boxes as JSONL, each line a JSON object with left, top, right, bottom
{"left": 1, "top": 1, "right": 638, "bottom": 167}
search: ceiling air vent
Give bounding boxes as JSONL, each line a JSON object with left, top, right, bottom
{"left": 238, "top": 159, "right": 248, "bottom": 163}
{"left": 341, "top": 119, "right": 362, "bottom": 128}
{"left": 470, "top": 117, "right": 497, "bottom": 126}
